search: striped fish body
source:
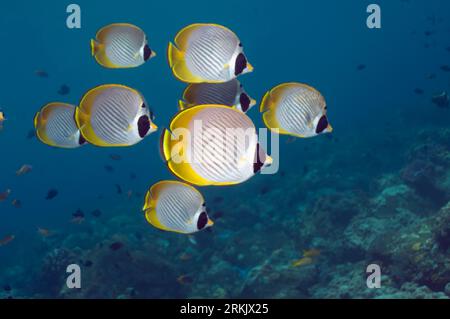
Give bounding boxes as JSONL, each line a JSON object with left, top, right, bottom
{"left": 260, "top": 83, "right": 332, "bottom": 138}
{"left": 161, "top": 105, "right": 270, "bottom": 186}
{"left": 34, "top": 103, "right": 86, "bottom": 148}
{"left": 143, "top": 180, "right": 213, "bottom": 234}
{"left": 91, "top": 23, "right": 155, "bottom": 68}
{"left": 168, "top": 24, "right": 253, "bottom": 83}
{"left": 76, "top": 84, "right": 157, "bottom": 147}
{"left": 179, "top": 79, "right": 256, "bottom": 113}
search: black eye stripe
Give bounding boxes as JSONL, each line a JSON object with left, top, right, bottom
{"left": 234, "top": 53, "right": 247, "bottom": 76}
{"left": 316, "top": 116, "right": 329, "bottom": 134}
{"left": 197, "top": 212, "right": 208, "bottom": 230}
{"left": 253, "top": 143, "right": 266, "bottom": 174}
{"left": 240, "top": 93, "right": 251, "bottom": 112}
{"left": 143, "top": 45, "right": 152, "bottom": 61}
{"left": 138, "top": 115, "right": 150, "bottom": 138}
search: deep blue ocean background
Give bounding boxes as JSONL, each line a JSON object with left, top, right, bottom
{"left": 1, "top": 0, "right": 450, "bottom": 298}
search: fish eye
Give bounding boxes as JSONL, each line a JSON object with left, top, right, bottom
{"left": 202, "top": 202, "right": 206, "bottom": 207}
{"left": 239, "top": 42, "right": 243, "bottom": 47}
{"left": 197, "top": 212, "right": 208, "bottom": 230}
{"left": 253, "top": 143, "right": 266, "bottom": 174}
{"left": 141, "top": 103, "right": 147, "bottom": 108}
{"left": 137, "top": 115, "right": 151, "bottom": 138}
{"left": 234, "top": 53, "right": 247, "bottom": 76}
{"left": 143, "top": 45, "right": 152, "bottom": 61}
{"left": 315, "top": 115, "right": 329, "bottom": 134}
{"left": 239, "top": 93, "right": 251, "bottom": 112}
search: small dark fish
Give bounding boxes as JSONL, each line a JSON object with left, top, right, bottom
{"left": 11, "top": 199, "right": 21, "bottom": 208}
{"left": 57, "top": 84, "right": 70, "bottom": 96}
{"left": 414, "top": 88, "right": 424, "bottom": 95}
{"left": 446, "top": 46, "right": 450, "bottom": 53}
{"left": 73, "top": 209, "right": 85, "bottom": 218}
{"left": 91, "top": 209, "right": 102, "bottom": 217}
{"left": 84, "top": 260, "right": 93, "bottom": 267}
{"left": 440, "top": 65, "right": 450, "bottom": 72}
{"left": 356, "top": 64, "right": 366, "bottom": 71}
{"left": 35, "top": 69, "right": 49, "bottom": 78}
{"left": 3, "top": 285, "right": 11, "bottom": 292}
{"left": 110, "top": 242, "right": 124, "bottom": 251}
{"left": 134, "top": 191, "right": 142, "bottom": 198}
{"left": 213, "top": 196, "right": 224, "bottom": 204}
{"left": 432, "top": 91, "right": 449, "bottom": 108}
{"left": 109, "top": 154, "right": 122, "bottom": 161}
{"left": 129, "top": 172, "right": 137, "bottom": 180}
{"left": 0, "top": 189, "right": 11, "bottom": 202}
{"left": 426, "top": 73, "right": 436, "bottom": 80}
{"left": 104, "top": 165, "right": 114, "bottom": 173}
{"left": 45, "top": 189, "right": 58, "bottom": 200}
{"left": 424, "top": 30, "right": 434, "bottom": 36}
{"left": 26, "top": 129, "right": 36, "bottom": 139}
{"left": 115, "top": 184, "right": 122, "bottom": 194}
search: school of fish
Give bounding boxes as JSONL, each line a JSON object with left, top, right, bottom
{"left": 25, "top": 22, "right": 333, "bottom": 236}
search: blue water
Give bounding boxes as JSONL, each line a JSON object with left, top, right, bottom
{"left": 1, "top": 0, "right": 450, "bottom": 298}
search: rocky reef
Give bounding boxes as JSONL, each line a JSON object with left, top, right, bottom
{"left": 2, "top": 128, "right": 450, "bottom": 299}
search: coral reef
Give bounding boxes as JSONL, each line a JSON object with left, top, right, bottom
{"left": 3, "top": 128, "right": 450, "bottom": 299}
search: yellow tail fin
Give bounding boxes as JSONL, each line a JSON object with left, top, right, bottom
{"left": 90, "top": 39, "right": 102, "bottom": 56}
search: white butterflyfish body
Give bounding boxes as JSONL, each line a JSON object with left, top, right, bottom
{"left": 143, "top": 180, "right": 213, "bottom": 234}
{"left": 179, "top": 79, "right": 256, "bottom": 113}
{"left": 161, "top": 104, "right": 272, "bottom": 186}
{"left": 260, "top": 83, "right": 332, "bottom": 138}
{"left": 75, "top": 84, "right": 157, "bottom": 147}
{"left": 168, "top": 23, "right": 253, "bottom": 83}
{"left": 34, "top": 103, "right": 86, "bottom": 148}
{"left": 91, "top": 23, "right": 156, "bottom": 69}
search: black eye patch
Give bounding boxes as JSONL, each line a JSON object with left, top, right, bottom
{"left": 316, "top": 115, "right": 329, "bottom": 134}
{"left": 234, "top": 53, "right": 247, "bottom": 76}
{"left": 138, "top": 115, "right": 150, "bottom": 138}
{"left": 240, "top": 93, "right": 251, "bottom": 112}
{"left": 79, "top": 133, "right": 86, "bottom": 145}
{"left": 143, "top": 45, "right": 152, "bottom": 61}
{"left": 253, "top": 143, "right": 266, "bottom": 174}
{"left": 197, "top": 212, "right": 208, "bottom": 230}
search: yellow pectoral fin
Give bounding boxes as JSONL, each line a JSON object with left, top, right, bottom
{"left": 178, "top": 100, "right": 190, "bottom": 110}
{"left": 168, "top": 42, "right": 204, "bottom": 83}
{"left": 145, "top": 209, "right": 172, "bottom": 232}
{"left": 74, "top": 108, "right": 108, "bottom": 147}
{"left": 172, "top": 60, "right": 204, "bottom": 83}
